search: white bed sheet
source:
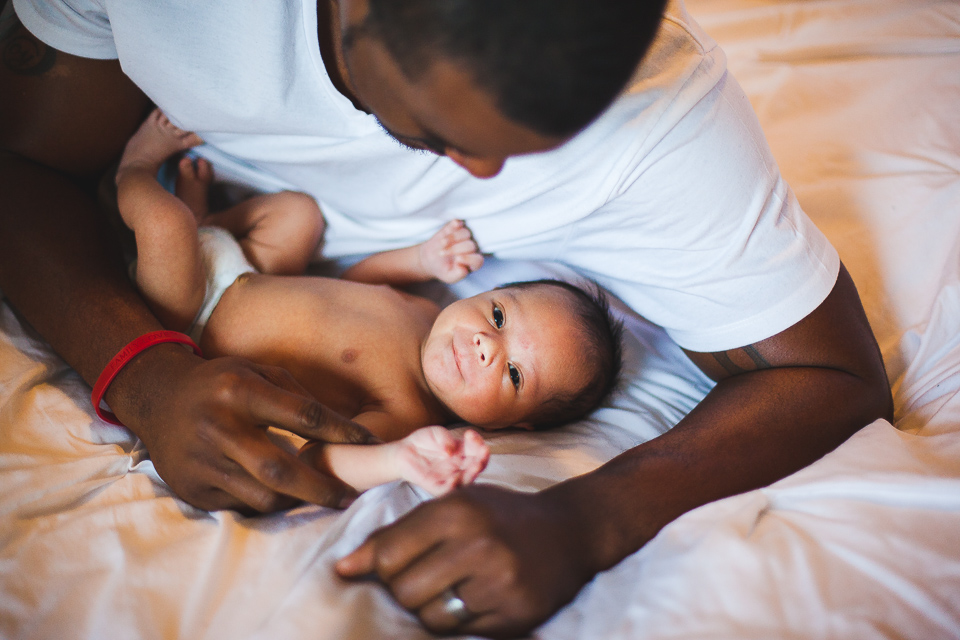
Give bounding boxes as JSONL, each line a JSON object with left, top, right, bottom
{"left": 2, "top": 0, "right": 959, "bottom": 638}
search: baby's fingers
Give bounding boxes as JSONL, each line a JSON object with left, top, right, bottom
{"left": 459, "top": 430, "right": 490, "bottom": 485}
{"left": 456, "top": 253, "right": 484, "bottom": 274}
{"left": 439, "top": 219, "right": 467, "bottom": 235}
{"left": 444, "top": 238, "right": 479, "bottom": 256}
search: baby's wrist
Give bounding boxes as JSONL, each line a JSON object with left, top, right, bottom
{"left": 379, "top": 439, "right": 406, "bottom": 481}
{"left": 415, "top": 244, "right": 435, "bottom": 280}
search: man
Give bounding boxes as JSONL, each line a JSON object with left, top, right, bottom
{"left": 0, "top": 0, "right": 892, "bottom": 637}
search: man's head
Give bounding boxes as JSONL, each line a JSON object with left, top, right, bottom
{"left": 337, "top": 0, "right": 668, "bottom": 177}
{"left": 420, "top": 279, "right": 624, "bottom": 430}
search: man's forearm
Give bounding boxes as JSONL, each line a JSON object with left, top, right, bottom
{"left": 544, "top": 363, "right": 891, "bottom": 575}
{"left": 0, "top": 151, "right": 164, "bottom": 386}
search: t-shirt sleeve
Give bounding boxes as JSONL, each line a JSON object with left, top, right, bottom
{"left": 562, "top": 71, "right": 840, "bottom": 353}
{"left": 12, "top": 0, "right": 116, "bottom": 59}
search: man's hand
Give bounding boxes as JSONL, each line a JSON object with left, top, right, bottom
{"left": 110, "top": 345, "right": 374, "bottom": 512}
{"left": 336, "top": 484, "right": 589, "bottom": 638}
{"left": 418, "top": 219, "right": 484, "bottom": 284}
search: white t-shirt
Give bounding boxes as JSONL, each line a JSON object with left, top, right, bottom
{"left": 13, "top": 0, "right": 839, "bottom": 352}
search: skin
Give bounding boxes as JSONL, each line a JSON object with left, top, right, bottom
{"left": 202, "top": 277, "right": 589, "bottom": 441}
{"left": 0, "top": 1, "right": 894, "bottom": 638}
{"left": 323, "top": 0, "right": 566, "bottom": 177}
{"left": 421, "top": 288, "right": 590, "bottom": 430}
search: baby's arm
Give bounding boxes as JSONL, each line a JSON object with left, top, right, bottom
{"left": 115, "top": 110, "right": 206, "bottom": 331}
{"left": 341, "top": 219, "right": 484, "bottom": 285}
{"left": 298, "top": 427, "right": 489, "bottom": 496}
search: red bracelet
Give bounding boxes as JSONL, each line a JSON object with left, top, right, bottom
{"left": 91, "top": 330, "right": 202, "bottom": 426}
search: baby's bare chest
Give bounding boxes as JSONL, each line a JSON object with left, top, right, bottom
{"left": 202, "top": 277, "right": 434, "bottom": 417}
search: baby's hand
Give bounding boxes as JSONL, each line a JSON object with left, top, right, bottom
{"left": 392, "top": 426, "right": 490, "bottom": 496}
{"left": 418, "top": 219, "right": 484, "bottom": 284}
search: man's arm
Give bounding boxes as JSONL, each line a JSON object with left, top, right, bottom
{"left": 335, "top": 263, "right": 893, "bottom": 637}
{"left": 0, "top": 11, "right": 372, "bottom": 513}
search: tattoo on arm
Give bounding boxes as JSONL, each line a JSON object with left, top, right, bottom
{"left": 712, "top": 345, "right": 772, "bottom": 376}
{"left": 743, "top": 345, "right": 771, "bottom": 369}
{"left": 1, "top": 8, "right": 57, "bottom": 76}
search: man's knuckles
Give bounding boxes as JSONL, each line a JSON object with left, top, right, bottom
{"left": 251, "top": 453, "right": 297, "bottom": 487}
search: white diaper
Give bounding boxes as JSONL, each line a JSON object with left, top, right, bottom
{"left": 187, "top": 226, "right": 257, "bottom": 343}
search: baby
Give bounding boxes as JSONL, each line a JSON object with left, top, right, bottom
{"left": 115, "top": 110, "right": 623, "bottom": 496}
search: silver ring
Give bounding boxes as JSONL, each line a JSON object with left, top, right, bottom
{"left": 439, "top": 586, "right": 473, "bottom": 624}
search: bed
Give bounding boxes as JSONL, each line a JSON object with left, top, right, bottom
{"left": 2, "top": 0, "right": 959, "bottom": 637}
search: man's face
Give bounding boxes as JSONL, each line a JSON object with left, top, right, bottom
{"left": 421, "top": 286, "right": 591, "bottom": 430}
{"left": 337, "top": 0, "right": 568, "bottom": 178}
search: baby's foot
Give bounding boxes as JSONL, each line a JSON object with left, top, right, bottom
{"left": 175, "top": 156, "right": 214, "bottom": 221}
{"left": 116, "top": 109, "right": 203, "bottom": 184}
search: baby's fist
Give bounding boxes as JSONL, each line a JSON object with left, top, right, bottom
{"left": 418, "top": 219, "right": 484, "bottom": 284}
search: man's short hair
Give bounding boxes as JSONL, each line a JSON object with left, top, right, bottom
{"left": 360, "top": 0, "right": 669, "bottom": 137}
{"left": 498, "top": 279, "right": 624, "bottom": 429}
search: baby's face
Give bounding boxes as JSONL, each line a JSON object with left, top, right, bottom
{"left": 421, "top": 286, "right": 590, "bottom": 430}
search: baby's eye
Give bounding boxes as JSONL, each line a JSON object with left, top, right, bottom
{"left": 508, "top": 363, "right": 521, "bottom": 390}
{"left": 492, "top": 305, "right": 504, "bottom": 329}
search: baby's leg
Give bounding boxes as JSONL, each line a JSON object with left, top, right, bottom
{"left": 175, "top": 155, "right": 214, "bottom": 222}
{"left": 115, "top": 110, "right": 206, "bottom": 331}
{"left": 201, "top": 191, "right": 325, "bottom": 275}
{"left": 116, "top": 109, "right": 202, "bottom": 194}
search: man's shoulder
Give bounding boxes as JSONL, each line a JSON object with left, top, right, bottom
{"left": 614, "top": 0, "right": 724, "bottom": 114}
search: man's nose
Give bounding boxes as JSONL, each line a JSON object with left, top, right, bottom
{"left": 446, "top": 150, "right": 505, "bottom": 179}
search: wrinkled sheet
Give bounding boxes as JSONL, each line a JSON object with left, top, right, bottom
{"left": 2, "top": 0, "right": 959, "bottom": 638}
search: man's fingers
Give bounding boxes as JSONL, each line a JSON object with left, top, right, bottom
{"left": 385, "top": 542, "right": 472, "bottom": 611}
{"left": 335, "top": 538, "right": 378, "bottom": 577}
{"left": 336, "top": 506, "right": 447, "bottom": 580}
{"left": 218, "top": 427, "right": 355, "bottom": 508}
{"left": 247, "top": 362, "right": 374, "bottom": 444}
{"left": 212, "top": 467, "right": 300, "bottom": 513}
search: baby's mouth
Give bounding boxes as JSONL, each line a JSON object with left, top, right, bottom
{"left": 452, "top": 336, "right": 466, "bottom": 378}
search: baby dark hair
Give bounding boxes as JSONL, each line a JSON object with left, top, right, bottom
{"left": 497, "top": 279, "right": 624, "bottom": 429}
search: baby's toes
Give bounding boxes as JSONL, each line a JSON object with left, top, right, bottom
{"left": 178, "top": 156, "right": 198, "bottom": 180}
{"left": 194, "top": 157, "right": 214, "bottom": 183}
{"left": 182, "top": 131, "right": 203, "bottom": 147}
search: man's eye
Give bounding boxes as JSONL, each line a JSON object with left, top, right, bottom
{"left": 508, "top": 363, "right": 521, "bottom": 390}
{"left": 492, "top": 305, "right": 504, "bottom": 328}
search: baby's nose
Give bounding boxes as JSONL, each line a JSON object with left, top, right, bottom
{"left": 474, "top": 333, "right": 497, "bottom": 366}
